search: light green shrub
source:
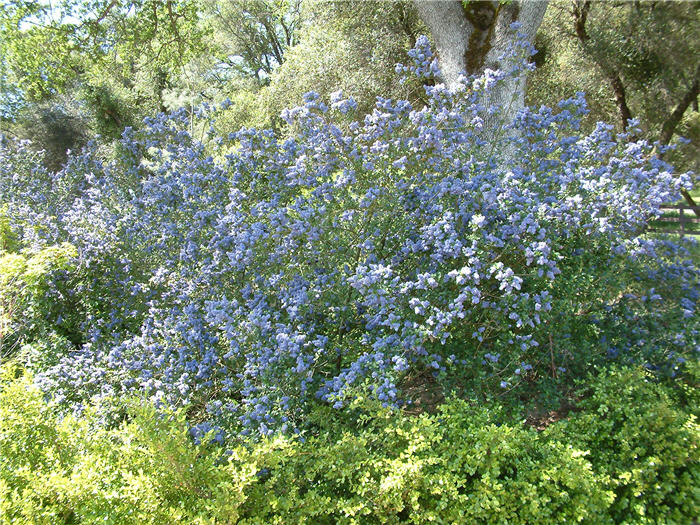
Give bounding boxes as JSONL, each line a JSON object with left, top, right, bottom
{"left": 550, "top": 367, "right": 700, "bottom": 524}
{"left": 2, "top": 366, "right": 697, "bottom": 524}
{"left": 0, "top": 243, "right": 81, "bottom": 363}
{"left": 236, "top": 399, "right": 612, "bottom": 524}
{"left": 0, "top": 368, "right": 258, "bottom": 524}
{"left": 0, "top": 206, "right": 18, "bottom": 254}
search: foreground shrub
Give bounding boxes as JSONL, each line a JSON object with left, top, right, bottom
{"left": 0, "top": 368, "right": 611, "bottom": 524}
{"left": 550, "top": 367, "right": 700, "bottom": 524}
{"left": 235, "top": 399, "right": 612, "bottom": 524}
{"left": 0, "top": 369, "right": 257, "bottom": 524}
{"left": 5, "top": 366, "right": 697, "bottom": 524}
{"left": 0, "top": 242, "right": 80, "bottom": 366}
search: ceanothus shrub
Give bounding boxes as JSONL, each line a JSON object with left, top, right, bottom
{"left": 0, "top": 34, "right": 696, "bottom": 436}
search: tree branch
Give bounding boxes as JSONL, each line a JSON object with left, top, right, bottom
{"left": 608, "top": 73, "right": 633, "bottom": 132}
{"left": 659, "top": 63, "right": 700, "bottom": 147}
{"left": 93, "top": 0, "right": 119, "bottom": 25}
{"left": 658, "top": 62, "right": 700, "bottom": 214}
{"left": 572, "top": 0, "right": 632, "bottom": 131}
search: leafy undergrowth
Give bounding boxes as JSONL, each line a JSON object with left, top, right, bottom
{"left": 1, "top": 366, "right": 697, "bottom": 524}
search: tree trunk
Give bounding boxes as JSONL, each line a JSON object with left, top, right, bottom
{"left": 414, "top": 0, "right": 548, "bottom": 130}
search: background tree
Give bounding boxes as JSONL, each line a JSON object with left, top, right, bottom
{"left": 10, "top": 96, "right": 89, "bottom": 172}
{"left": 194, "top": 0, "right": 303, "bottom": 132}
{"left": 266, "top": 0, "right": 423, "bottom": 119}
{"left": 1, "top": 0, "right": 697, "bottom": 194}
{"left": 0, "top": 0, "right": 209, "bottom": 141}
{"left": 203, "top": 0, "right": 301, "bottom": 86}
{"left": 414, "top": 0, "right": 548, "bottom": 131}
{"left": 529, "top": 0, "right": 699, "bottom": 209}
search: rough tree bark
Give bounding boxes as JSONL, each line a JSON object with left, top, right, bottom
{"left": 658, "top": 63, "right": 700, "bottom": 149}
{"left": 414, "top": 0, "right": 548, "bottom": 130}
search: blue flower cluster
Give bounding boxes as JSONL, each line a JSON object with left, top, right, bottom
{"left": 595, "top": 238, "right": 700, "bottom": 377}
{"left": 1, "top": 37, "right": 696, "bottom": 436}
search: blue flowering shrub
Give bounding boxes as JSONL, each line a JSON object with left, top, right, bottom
{"left": 0, "top": 36, "right": 697, "bottom": 441}
{"left": 508, "top": 233, "right": 700, "bottom": 412}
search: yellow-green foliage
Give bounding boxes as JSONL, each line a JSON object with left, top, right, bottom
{"left": 1, "top": 367, "right": 697, "bottom": 524}
{"left": 235, "top": 400, "right": 612, "bottom": 524}
{"left": 0, "top": 206, "right": 18, "bottom": 254}
{"left": 549, "top": 368, "right": 700, "bottom": 525}
{"left": 0, "top": 242, "right": 78, "bottom": 307}
{"left": 0, "top": 368, "right": 257, "bottom": 525}
{"left": 0, "top": 243, "right": 78, "bottom": 359}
